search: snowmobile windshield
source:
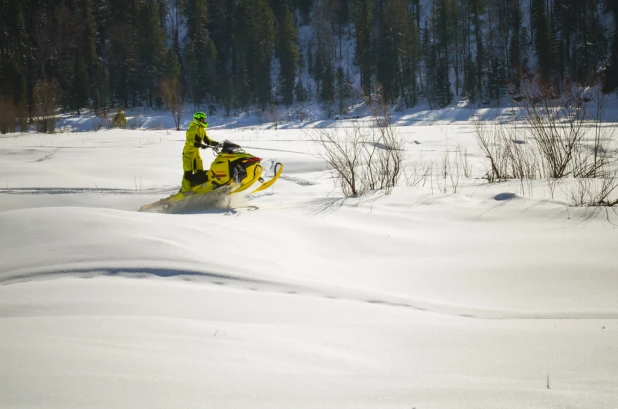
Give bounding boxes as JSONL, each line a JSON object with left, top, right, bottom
{"left": 221, "top": 141, "right": 242, "bottom": 154}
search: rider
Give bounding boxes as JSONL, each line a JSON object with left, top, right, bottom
{"left": 181, "top": 112, "right": 220, "bottom": 192}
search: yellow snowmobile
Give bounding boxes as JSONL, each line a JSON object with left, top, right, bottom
{"left": 140, "top": 140, "right": 283, "bottom": 212}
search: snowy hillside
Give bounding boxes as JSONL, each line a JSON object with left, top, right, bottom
{"left": 1, "top": 113, "right": 617, "bottom": 409}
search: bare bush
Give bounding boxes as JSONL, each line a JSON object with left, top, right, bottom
{"left": 366, "top": 91, "right": 404, "bottom": 194}
{"left": 92, "top": 112, "right": 113, "bottom": 131}
{"left": 476, "top": 79, "right": 617, "bottom": 206}
{"left": 437, "top": 152, "right": 460, "bottom": 194}
{"left": 404, "top": 161, "right": 433, "bottom": 188}
{"left": 473, "top": 115, "right": 540, "bottom": 183}
{"left": 474, "top": 116, "right": 509, "bottom": 182}
{"left": 160, "top": 78, "right": 184, "bottom": 131}
{"left": 34, "top": 79, "right": 60, "bottom": 134}
{"left": 518, "top": 80, "right": 613, "bottom": 179}
{"left": 508, "top": 136, "right": 542, "bottom": 182}
{"left": 264, "top": 104, "right": 284, "bottom": 129}
{"left": 313, "top": 124, "right": 366, "bottom": 196}
{"left": 91, "top": 119, "right": 103, "bottom": 132}
{"left": 430, "top": 146, "right": 465, "bottom": 194}
{"left": 363, "top": 127, "right": 404, "bottom": 194}
{"left": 567, "top": 168, "right": 618, "bottom": 207}
{"left": 127, "top": 115, "right": 145, "bottom": 130}
{"left": 519, "top": 80, "right": 618, "bottom": 206}
{"left": 571, "top": 91, "right": 615, "bottom": 179}
{"left": 456, "top": 145, "right": 472, "bottom": 179}
{"left": 313, "top": 120, "right": 405, "bottom": 197}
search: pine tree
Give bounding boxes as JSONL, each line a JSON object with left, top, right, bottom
{"left": 296, "top": 0, "right": 313, "bottom": 25}
{"left": 71, "top": 56, "right": 89, "bottom": 114}
{"left": 320, "top": 62, "right": 335, "bottom": 105}
{"left": 185, "top": 0, "right": 220, "bottom": 108}
{"left": 532, "top": 0, "right": 553, "bottom": 83}
{"left": 168, "top": 0, "right": 185, "bottom": 55}
{"left": 470, "top": 0, "right": 486, "bottom": 102}
{"left": 353, "top": 0, "right": 373, "bottom": 97}
{"left": 335, "top": 66, "right": 348, "bottom": 114}
{"left": 136, "top": 0, "right": 166, "bottom": 108}
{"left": 203, "top": 39, "right": 219, "bottom": 104}
{"left": 208, "top": 0, "right": 235, "bottom": 103}
{"left": 48, "top": 3, "right": 75, "bottom": 112}
{"left": 487, "top": 57, "right": 506, "bottom": 105}
{"left": 451, "top": 0, "right": 462, "bottom": 96}
{"left": 107, "top": 0, "right": 139, "bottom": 107}
{"left": 294, "top": 47, "right": 309, "bottom": 103}
{"left": 233, "top": 2, "right": 251, "bottom": 110}
{"left": 334, "top": 0, "right": 350, "bottom": 59}
{"left": 276, "top": 4, "right": 299, "bottom": 106}
{"left": 66, "top": 0, "right": 103, "bottom": 114}
{"left": 311, "top": 45, "right": 326, "bottom": 98}
{"left": 572, "top": 1, "right": 604, "bottom": 85}
{"left": 2, "top": 0, "right": 618, "bottom": 119}
{"left": 401, "top": 7, "right": 421, "bottom": 107}
{"left": 244, "top": 0, "right": 276, "bottom": 108}
{"left": 429, "top": 0, "right": 455, "bottom": 107}
{"left": 486, "top": 0, "right": 509, "bottom": 98}
{"left": 0, "top": 56, "right": 27, "bottom": 133}
{"left": 0, "top": 0, "right": 28, "bottom": 125}
{"left": 185, "top": 0, "right": 208, "bottom": 107}
{"left": 601, "top": 0, "right": 618, "bottom": 92}
{"left": 377, "top": 0, "right": 408, "bottom": 103}
{"left": 463, "top": 54, "right": 477, "bottom": 102}
{"left": 91, "top": 0, "right": 110, "bottom": 112}
{"left": 507, "top": 0, "right": 523, "bottom": 89}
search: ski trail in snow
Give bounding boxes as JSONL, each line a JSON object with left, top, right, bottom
{"left": 0, "top": 187, "right": 175, "bottom": 195}
{"left": 2, "top": 264, "right": 616, "bottom": 321}
{"left": 279, "top": 175, "right": 318, "bottom": 186}
{"left": 34, "top": 148, "right": 58, "bottom": 162}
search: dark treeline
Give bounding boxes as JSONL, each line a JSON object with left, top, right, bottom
{"left": 1, "top": 0, "right": 617, "bottom": 132}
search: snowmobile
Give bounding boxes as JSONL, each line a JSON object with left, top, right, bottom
{"left": 139, "top": 140, "right": 283, "bottom": 212}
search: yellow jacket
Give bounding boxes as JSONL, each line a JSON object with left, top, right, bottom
{"left": 184, "top": 120, "right": 214, "bottom": 156}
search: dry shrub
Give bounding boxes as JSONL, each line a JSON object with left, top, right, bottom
{"left": 263, "top": 104, "right": 283, "bottom": 129}
{"left": 476, "top": 79, "right": 617, "bottom": 206}
{"left": 473, "top": 114, "right": 541, "bottom": 183}
{"left": 160, "top": 78, "right": 184, "bottom": 131}
{"left": 518, "top": 80, "right": 614, "bottom": 179}
{"left": 403, "top": 160, "right": 433, "bottom": 188}
{"left": 92, "top": 111, "right": 113, "bottom": 131}
{"left": 127, "top": 115, "right": 145, "bottom": 130}
{"left": 567, "top": 169, "right": 618, "bottom": 207}
{"left": 34, "top": 79, "right": 60, "bottom": 134}
{"left": 313, "top": 108, "right": 404, "bottom": 197}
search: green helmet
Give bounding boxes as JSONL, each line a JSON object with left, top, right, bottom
{"left": 193, "top": 112, "right": 207, "bottom": 121}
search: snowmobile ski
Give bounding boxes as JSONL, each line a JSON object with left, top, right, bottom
{"left": 251, "top": 162, "right": 283, "bottom": 193}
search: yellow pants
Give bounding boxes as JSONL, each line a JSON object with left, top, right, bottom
{"left": 180, "top": 151, "right": 204, "bottom": 192}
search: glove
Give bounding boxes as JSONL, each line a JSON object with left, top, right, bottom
{"left": 210, "top": 141, "right": 220, "bottom": 148}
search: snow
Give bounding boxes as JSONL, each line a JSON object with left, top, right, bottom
{"left": 1, "top": 109, "right": 617, "bottom": 409}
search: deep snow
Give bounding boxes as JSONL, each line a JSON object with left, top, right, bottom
{"left": 1, "top": 110, "right": 617, "bottom": 409}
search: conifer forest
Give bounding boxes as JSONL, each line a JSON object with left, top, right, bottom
{"left": 1, "top": 0, "right": 617, "bottom": 129}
